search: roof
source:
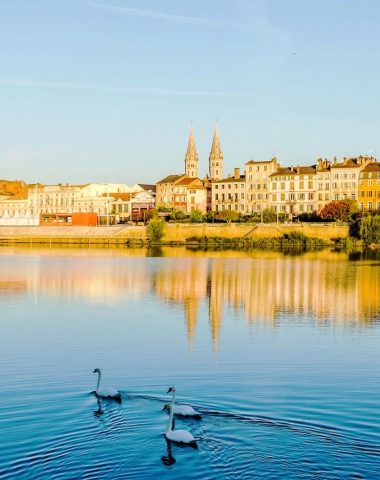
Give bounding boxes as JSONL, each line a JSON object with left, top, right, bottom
{"left": 270, "top": 166, "right": 316, "bottom": 177}
{"left": 156, "top": 174, "right": 185, "bottom": 184}
{"left": 138, "top": 183, "right": 156, "bottom": 192}
{"left": 331, "top": 158, "right": 362, "bottom": 169}
{"left": 245, "top": 158, "right": 278, "bottom": 165}
{"left": 103, "top": 192, "right": 132, "bottom": 200}
{"left": 175, "top": 177, "right": 203, "bottom": 186}
{"left": 360, "top": 162, "right": 380, "bottom": 173}
{"left": 213, "top": 175, "right": 245, "bottom": 183}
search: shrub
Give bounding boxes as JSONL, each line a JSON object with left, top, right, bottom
{"left": 262, "top": 208, "right": 277, "bottom": 223}
{"left": 189, "top": 210, "right": 204, "bottom": 223}
{"left": 145, "top": 208, "right": 158, "bottom": 221}
{"left": 360, "top": 215, "right": 380, "bottom": 245}
{"left": 282, "top": 230, "right": 308, "bottom": 244}
{"left": 147, "top": 219, "right": 165, "bottom": 242}
{"left": 170, "top": 209, "right": 186, "bottom": 221}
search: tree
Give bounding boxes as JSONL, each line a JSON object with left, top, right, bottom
{"left": 319, "top": 200, "right": 358, "bottom": 222}
{"left": 360, "top": 215, "right": 380, "bottom": 245}
{"left": 147, "top": 219, "right": 165, "bottom": 242}
{"left": 145, "top": 208, "right": 158, "bottom": 221}
{"left": 219, "top": 210, "right": 241, "bottom": 223}
{"left": 189, "top": 209, "right": 204, "bottom": 223}
{"left": 262, "top": 208, "right": 277, "bottom": 223}
{"left": 170, "top": 209, "right": 186, "bottom": 221}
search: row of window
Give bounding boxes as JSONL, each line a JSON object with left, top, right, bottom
{"left": 359, "top": 191, "right": 380, "bottom": 198}
{"left": 214, "top": 183, "right": 244, "bottom": 190}
{"left": 272, "top": 181, "right": 314, "bottom": 190}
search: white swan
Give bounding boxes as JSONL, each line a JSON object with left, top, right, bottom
{"left": 164, "top": 387, "right": 197, "bottom": 447}
{"left": 92, "top": 368, "right": 122, "bottom": 402}
{"left": 163, "top": 387, "right": 201, "bottom": 418}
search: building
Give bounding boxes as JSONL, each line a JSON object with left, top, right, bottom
{"left": 358, "top": 162, "right": 380, "bottom": 211}
{"left": 156, "top": 128, "right": 214, "bottom": 214}
{"left": 270, "top": 166, "right": 317, "bottom": 217}
{"left": 315, "top": 158, "right": 332, "bottom": 212}
{"left": 155, "top": 174, "right": 187, "bottom": 210}
{"left": 245, "top": 158, "right": 279, "bottom": 214}
{"left": 330, "top": 156, "right": 373, "bottom": 203}
{"left": 211, "top": 168, "right": 245, "bottom": 213}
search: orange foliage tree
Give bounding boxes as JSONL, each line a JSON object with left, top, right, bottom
{"left": 319, "top": 200, "right": 358, "bottom": 222}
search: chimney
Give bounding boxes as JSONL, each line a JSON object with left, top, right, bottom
{"left": 234, "top": 167, "right": 240, "bottom": 180}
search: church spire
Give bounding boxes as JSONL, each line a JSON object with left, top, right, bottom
{"left": 185, "top": 127, "right": 199, "bottom": 178}
{"left": 209, "top": 126, "right": 223, "bottom": 180}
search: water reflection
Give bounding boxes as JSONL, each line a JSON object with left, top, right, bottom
{"left": 0, "top": 248, "right": 379, "bottom": 351}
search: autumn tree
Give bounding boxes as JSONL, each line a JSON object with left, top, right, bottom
{"left": 319, "top": 200, "right": 358, "bottom": 222}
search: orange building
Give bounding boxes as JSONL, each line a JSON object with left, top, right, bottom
{"left": 358, "top": 162, "right": 380, "bottom": 211}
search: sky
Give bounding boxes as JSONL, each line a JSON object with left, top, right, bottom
{"left": 0, "top": 0, "right": 379, "bottom": 184}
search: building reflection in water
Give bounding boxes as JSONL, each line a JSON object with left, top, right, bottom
{"left": 0, "top": 248, "right": 379, "bottom": 350}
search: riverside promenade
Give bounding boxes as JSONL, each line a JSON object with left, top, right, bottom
{"left": 0, "top": 223, "right": 349, "bottom": 246}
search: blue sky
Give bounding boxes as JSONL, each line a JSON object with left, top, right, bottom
{"left": 0, "top": 0, "right": 379, "bottom": 184}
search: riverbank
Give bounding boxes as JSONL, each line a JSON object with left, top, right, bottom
{"left": 0, "top": 223, "right": 349, "bottom": 246}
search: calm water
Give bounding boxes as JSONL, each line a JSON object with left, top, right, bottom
{"left": 1, "top": 246, "right": 380, "bottom": 479}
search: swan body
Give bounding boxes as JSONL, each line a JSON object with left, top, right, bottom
{"left": 164, "top": 387, "right": 197, "bottom": 447}
{"left": 164, "top": 404, "right": 201, "bottom": 418}
{"left": 92, "top": 368, "right": 122, "bottom": 402}
{"left": 165, "top": 429, "right": 196, "bottom": 444}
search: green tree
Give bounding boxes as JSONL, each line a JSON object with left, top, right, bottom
{"left": 170, "top": 209, "right": 186, "bottom": 221}
{"left": 145, "top": 208, "right": 158, "bottom": 221}
{"left": 219, "top": 210, "right": 241, "bottom": 223}
{"left": 360, "top": 215, "right": 380, "bottom": 245}
{"left": 189, "top": 209, "right": 204, "bottom": 223}
{"left": 147, "top": 219, "right": 165, "bottom": 242}
{"left": 262, "top": 208, "right": 277, "bottom": 223}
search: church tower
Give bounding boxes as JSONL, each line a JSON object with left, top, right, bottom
{"left": 184, "top": 128, "right": 199, "bottom": 178}
{"left": 209, "top": 126, "right": 223, "bottom": 180}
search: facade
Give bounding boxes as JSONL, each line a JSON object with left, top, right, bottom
{"left": 315, "top": 159, "right": 332, "bottom": 212}
{"left": 270, "top": 166, "right": 317, "bottom": 217}
{"left": 155, "top": 174, "right": 187, "bottom": 210}
{"left": 0, "top": 182, "right": 143, "bottom": 225}
{"left": 155, "top": 128, "right": 216, "bottom": 214}
{"left": 245, "top": 158, "right": 279, "bottom": 214}
{"left": 211, "top": 168, "right": 245, "bottom": 213}
{"left": 330, "top": 156, "right": 373, "bottom": 203}
{"left": 358, "top": 162, "right": 380, "bottom": 211}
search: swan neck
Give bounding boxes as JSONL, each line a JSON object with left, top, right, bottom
{"left": 167, "top": 391, "right": 175, "bottom": 432}
{"left": 96, "top": 371, "right": 101, "bottom": 391}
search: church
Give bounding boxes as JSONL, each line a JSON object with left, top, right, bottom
{"left": 155, "top": 127, "right": 224, "bottom": 214}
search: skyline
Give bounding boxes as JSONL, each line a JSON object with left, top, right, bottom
{"left": 1, "top": 0, "right": 380, "bottom": 184}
